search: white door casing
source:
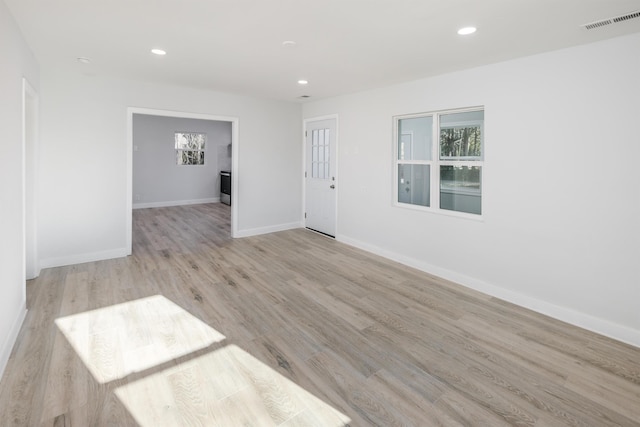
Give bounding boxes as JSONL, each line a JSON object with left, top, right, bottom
{"left": 23, "top": 78, "right": 39, "bottom": 281}
{"left": 126, "top": 107, "right": 239, "bottom": 253}
{"left": 304, "top": 117, "right": 337, "bottom": 237}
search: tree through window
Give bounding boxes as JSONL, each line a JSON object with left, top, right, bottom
{"left": 175, "top": 132, "right": 206, "bottom": 165}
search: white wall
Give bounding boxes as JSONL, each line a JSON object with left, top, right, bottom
{"left": 0, "top": 0, "right": 39, "bottom": 378}
{"left": 303, "top": 33, "right": 640, "bottom": 346}
{"left": 133, "top": 114, "right": 232, "bottom": 207}
{"left": 39, "top": 67, "right": 302, "bottom": 268}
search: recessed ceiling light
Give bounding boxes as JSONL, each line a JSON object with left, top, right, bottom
{"left": 76, "top": 57, "right": 91, "bottom": 64}
{"left": 298, "top": 79, "right": 308, "bottom": 85}
{"left": 151, "top": 48, "right": 166, "bottom": 56}
{"left": 282, "top": 40, "right": 297, "bottom": 47}
{"left": 457, "top": 26, "right": 477, "bottom": 35}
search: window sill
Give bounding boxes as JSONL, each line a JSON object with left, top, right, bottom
{"left": 393, "top": 201, "right": 484, "bottom": 222}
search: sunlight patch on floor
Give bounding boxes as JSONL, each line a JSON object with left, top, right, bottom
{"left": 55, "top": 295, "right": 226, "bottom": 383}
{"left": 56, "top": 295, "right": 350, "bottom": 425}
{"left": 114, "top": 344, "right": 351, "bottom": 427}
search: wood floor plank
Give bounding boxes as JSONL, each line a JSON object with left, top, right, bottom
{"left": 1, "top": 202, "right": 639, "bottom": 426}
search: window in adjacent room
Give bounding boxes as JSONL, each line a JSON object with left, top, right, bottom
{"left": 175, "top": 132, "right": 206, "bottom": 165}
{"left": 394, "top": 107, "right": 483, "bottom": 216}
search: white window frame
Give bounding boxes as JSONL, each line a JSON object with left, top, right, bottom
{"left": 393, "top": 106, "right": 484, "bottom": 218}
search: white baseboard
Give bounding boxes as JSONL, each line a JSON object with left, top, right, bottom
{"left": 234, "top": 221, "right": 303, "bottom": 238}
{"left": 337, "top": 234, "right": 640, "bottom": 348}
{"left": 0, "top": 304, "right": 27, "bottom": 381}
{"left": 40, "top": 248, "right": 129, "bottom": 270}
{"left": 133, "top": 198, "right": 220, "bottom": 209}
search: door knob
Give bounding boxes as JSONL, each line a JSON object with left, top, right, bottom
{"left": 330, "top": 184, "right": 335, "bottom": 189}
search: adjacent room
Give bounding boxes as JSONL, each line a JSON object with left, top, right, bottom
{"left": 1, "top": 0, "right": 639, "bottom": 425}
{"left": 132, "top": 113, "right": 233, "bottom": 210}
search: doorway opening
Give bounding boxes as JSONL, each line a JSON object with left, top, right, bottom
{"left": 126, "top": 108, "right": 239, "bottom": 255}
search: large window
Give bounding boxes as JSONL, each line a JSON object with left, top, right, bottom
{"left": 175, "top": 132, "right": 206, "bottom": 165}
{"left": 394, "top": 107, "right": 483, "bottom": 215}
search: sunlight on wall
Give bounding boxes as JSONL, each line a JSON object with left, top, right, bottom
{"left": 55, "top": 295, "right": 226, "bottom": 383}
{"left": 115, "top": 344, "right": 351, "bottom": 426}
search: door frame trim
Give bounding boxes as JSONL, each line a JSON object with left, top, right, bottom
{"left": 22, "top": 78, "right": 40, "bottom": 283}
{"left": 302, "top": 114, "right": 339, "bottom": 237}
{"left": 126, "top": 107, "right": 239, "bottom": 254}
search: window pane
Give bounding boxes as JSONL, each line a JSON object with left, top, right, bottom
{"left": 175, "top": 132, "right": 206, "bottom": 150}
{"left": 398, "top": 164, "right": 430, "bottom": 207}
{"left": 175, "top": 134, "right": 186, "bottom": 149}
{"left": 440, "top": 110, "right": 483, "bottom": 160}
{"left": 176, "top": 150, "right": 205, "bottom": 165}
{"left": 194, "top": 134, "right": 206, "bottom": 150}
{"left": 398, "top": 116, "right": 432, "bottom": 161}
{"left": 440, "top": 166, "right": 481, "bottom": 214}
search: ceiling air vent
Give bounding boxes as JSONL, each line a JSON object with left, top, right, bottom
{"left": 582, "top": 10, "right": 640, "bottom": 30}
{"left": 613, "top": 10, "right": 640, "bottom": 23}
{"left": 583, "top": 19, "right": 612, "bottom": 30}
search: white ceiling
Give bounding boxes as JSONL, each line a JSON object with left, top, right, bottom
{"left": 6, "top": 0, "right": 640, "bottom": 102}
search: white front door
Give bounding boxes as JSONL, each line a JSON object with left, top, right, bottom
{"left": 305, "top": 117, "right": 337, "bottom": 237}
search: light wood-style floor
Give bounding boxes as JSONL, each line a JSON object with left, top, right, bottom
{"left": 1, "top": 203, "right": 639, "bottom": 426}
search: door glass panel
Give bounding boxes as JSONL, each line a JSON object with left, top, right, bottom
{"left": 324, "top": 128, "right": 330, "bottom": 180}
{"left": 311, "top": 128, "right": 330, "bottom": 180}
